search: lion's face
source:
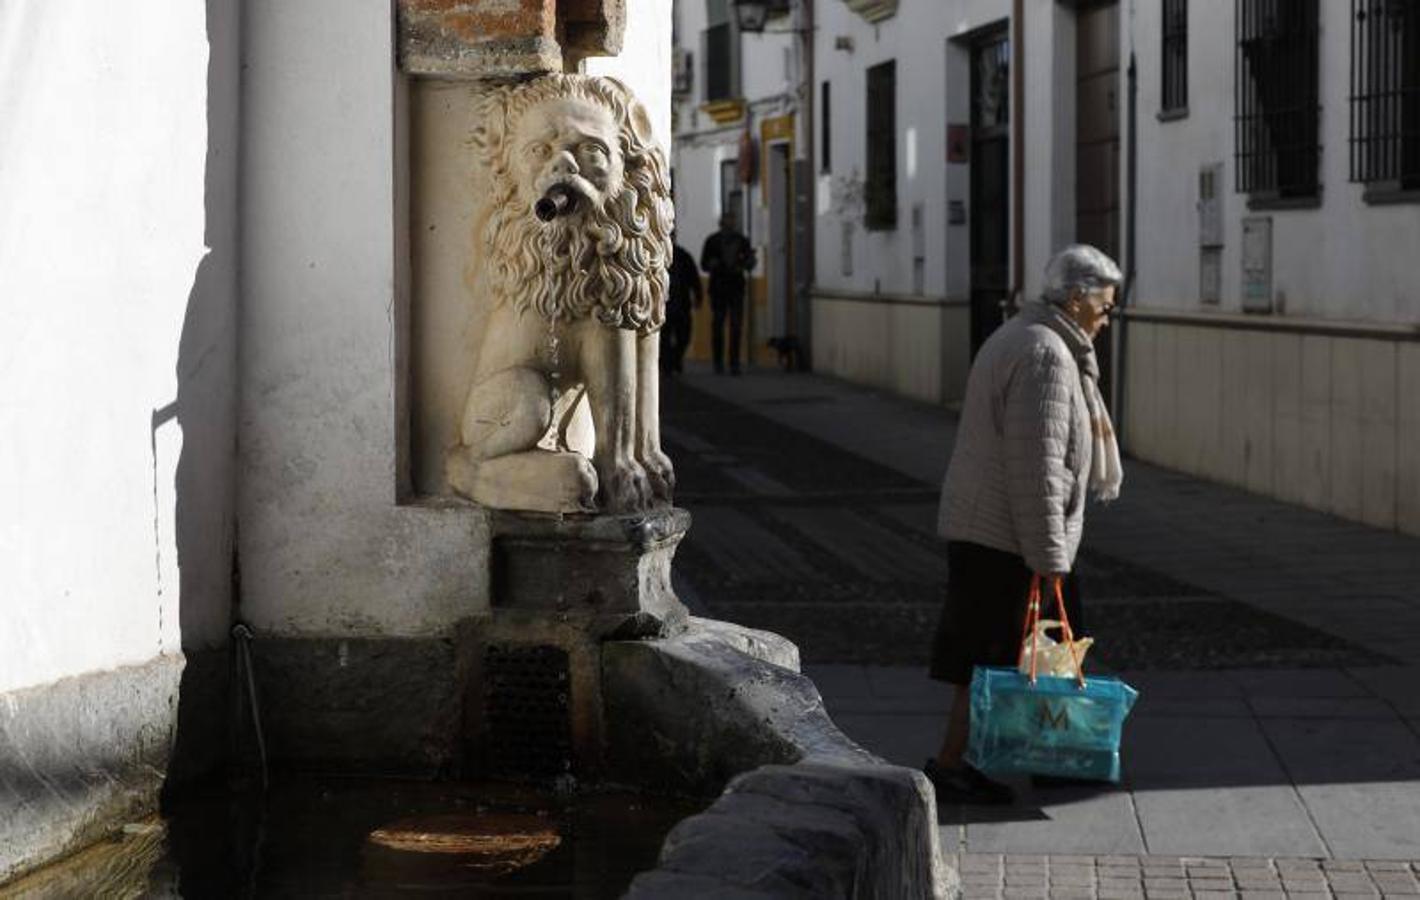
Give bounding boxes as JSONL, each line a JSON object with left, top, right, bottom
{"left": 512, "top": 97, "right": 624, "bottom": 214}
{"left": 478, "top": 75, "right": 672, "bottom": 333}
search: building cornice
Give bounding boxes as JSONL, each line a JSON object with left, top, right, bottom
{"left": 842, "top": 0, "right": 899, "bottom": 25}
{"left": 700, "top": 99, "right": 747, "bottom": 126}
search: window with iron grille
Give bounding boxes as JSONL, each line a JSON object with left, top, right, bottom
{"left": 1350, "top": 0, "right": 1420, "bottom": 191}
{"left": 703, "top": 0, "right": 740, "bottom": 103}
{"left": 821, "top": 81, "right": 832, "bottom": 172}
{"left": 1234, "top": 0, "right": 1321, "bottom": 199}
{"left": 1162, "top": 0, "right": 1188, "bottom": 115}
{"left": 865, "top": 61, "right": 897, "bottom": 230}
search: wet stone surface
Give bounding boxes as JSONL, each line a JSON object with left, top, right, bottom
{"left": 661, "top": 380, "right": 1391, "bottom": 671}
{"left": 1, "top": 776, "right": 705, "bottom": 898}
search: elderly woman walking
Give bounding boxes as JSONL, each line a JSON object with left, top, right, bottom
{"left": 924, "top": 244, "right": 1124, "bottom": 805}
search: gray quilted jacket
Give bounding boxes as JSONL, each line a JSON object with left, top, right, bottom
{"left": 936, "top": 303, "right": 1093, "bottom": 574}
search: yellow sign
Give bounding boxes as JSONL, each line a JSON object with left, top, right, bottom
{"left": 761, "top": 114, "right": 794, "bottom": 143}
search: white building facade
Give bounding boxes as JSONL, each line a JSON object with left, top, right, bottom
{"left": 812, "top": 0, "right": 1022, "bottom": 405}
{"left": 678, "top": 0, "right": 1420, "bottom": 538}
{"left": 671, "top": 0, "right": 813, "bottom": 366}
{"left": 1123, "top": 0, "right": 1420, "bottom": 536}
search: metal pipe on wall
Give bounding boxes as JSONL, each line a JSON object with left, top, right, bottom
{"left": 1116, "top": 50, "right": 1138, "bottom": 437}
{"left": 798, "top": 0, "right": 815, "bottom": 368}
{"left": 1011, "top": 0, "right": 1025, "bottom": 308}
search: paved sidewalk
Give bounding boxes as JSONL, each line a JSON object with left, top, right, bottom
{"left": 661, "top": 363, "right": 1420, "bottom": 875}
{"left": 945, "top": 854, "right": 1420, "bottom": 899}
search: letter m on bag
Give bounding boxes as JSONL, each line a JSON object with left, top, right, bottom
{"left": 1036, "top": 701, "right": 1070, "bottom": 731}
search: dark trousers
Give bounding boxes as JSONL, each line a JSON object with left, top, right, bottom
{"left": 710, "top": 293, "right": 744, "bottom": 372}
{"left": 660, "top": 310, "right": 692, "bottom": 373}
{"left": 929, "top": 542, "right": 1086, "bottom": 686}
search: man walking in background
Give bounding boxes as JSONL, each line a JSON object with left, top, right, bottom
{"left": 700, "top": 213, "right": 755, "bottom": 375}
{"left": 662, "top": 232, "right": 702, "bottom": 374}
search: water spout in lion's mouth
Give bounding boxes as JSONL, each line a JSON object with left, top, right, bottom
{"left": 535, "top": 184, "right": 582, "bottom": 222}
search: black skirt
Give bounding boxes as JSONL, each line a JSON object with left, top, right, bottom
{"left": 928, "top": 541, "right": 1086, "bottom": 686}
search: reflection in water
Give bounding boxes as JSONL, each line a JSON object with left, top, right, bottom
{"left": 0, "top": 777, "right": 705, "bottom": 899}
{"left": 365, "top": 811, "right": 561, "bottom": 878}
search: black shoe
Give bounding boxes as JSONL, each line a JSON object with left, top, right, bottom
{"left": 730, "top": 366, "right": 742, "bottom": 376}
{"left": 923, "top": 759, "right": 1015, "bottom": 806}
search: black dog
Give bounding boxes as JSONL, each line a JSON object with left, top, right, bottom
{"left": 766, "top": 335, "right": 804, "bottom": 372}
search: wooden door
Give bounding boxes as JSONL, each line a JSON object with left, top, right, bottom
{"left": 969, "top": 29, "right": 1011, "bottom": 357}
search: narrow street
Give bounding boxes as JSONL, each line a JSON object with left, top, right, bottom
{"left": 662, "top": 364, "right": 1420, "bottom": 890}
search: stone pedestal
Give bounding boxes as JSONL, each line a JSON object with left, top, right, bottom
{"left": 488, "top": 507, "right": 690, "bottom": 637}
{"left": 466, "top": 507, "right": 690, "bottom": 781}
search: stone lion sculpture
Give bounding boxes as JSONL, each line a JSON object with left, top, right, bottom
{"left": 447, "top": 74, "right": 676, "bottom": 514}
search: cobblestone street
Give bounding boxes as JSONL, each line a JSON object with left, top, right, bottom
{"left": 662, "top": 364, "right": 1420, "bottom": 891}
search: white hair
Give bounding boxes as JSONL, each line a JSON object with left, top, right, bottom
{"left": 1042, "top": 244, "right": 1122, "bottom": 306}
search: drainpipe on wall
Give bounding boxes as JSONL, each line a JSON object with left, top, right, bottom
{"left": 1116, "top": 50, "right": 1137, "bottom": 438}
{"left": 1010, "top": 0, "right": 1024, "bottom": 311}
{"left": 797, "top": 0, "right": 816, "bottom": 369}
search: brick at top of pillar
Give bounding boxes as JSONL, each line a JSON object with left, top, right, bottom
{"left": 399, "top": 0, "right": 561, "bottom": 78}
{"left": 559, "top": 0, "right": 626, "bottom": 64}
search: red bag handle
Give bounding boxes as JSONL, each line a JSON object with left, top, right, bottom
{"left": 1020, "top": 574, "right": 1087, "bottom": 688}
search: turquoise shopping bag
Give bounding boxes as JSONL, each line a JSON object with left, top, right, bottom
{"left": 963, "top": 575, "right": 1139, "bottom": 782}
{"left": 964, "top": 666, "right": 1138, "bottom": 782}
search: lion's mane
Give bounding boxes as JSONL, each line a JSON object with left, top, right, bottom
{"left": 474, "top": 75, "right": 674, "bottom": 333}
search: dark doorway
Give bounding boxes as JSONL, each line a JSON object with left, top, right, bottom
{"left": 1075, "top": 0, "right": 1120, "bottom": 395}
{"left": 969, "top": 28, "right": 1011, "bottom": 357}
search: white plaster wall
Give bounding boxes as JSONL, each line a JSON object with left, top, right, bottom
{"left": 670, "top": 0, "right": 791, "bottom": 110}
{"left": 1126, "top": 323, "right": 1420, "bottom": 537}
{"left": 0, "top": 2, "right": 238, "bottom": 694}
{"left": 240, "top": 0, "right": 486, "bottom": 636}
{"left": 1020, "top": 1, "right": 1075, "bottom": 302}
{"left": 812, "top": 0, "right": 1009, "bottom": 302}
{"left": 740, "top": 29, "right": 797, "bottom": 107}
{"left": 587, "top": 0, "right": 675, "bottom": 150}
{"left": 1130, "top": 0, "right": 1420, "bottom": 323}
{"left": 240, "top": 1, "right": 673, "bottom": 636}
{"left": 670, "top": 0, "right": 719, "bottom": 257}
{"left": 812, "top": 297, "right": 971, "bottom": 404}
{"left": 804, "top": 1, "right": 1006, "bottom": 402}
{"left": 671, "top": 0, "right": 798, "bottom": 266}
{"left": 672, "top": 140, "right": 733, "bottom": 262}
{"left": 1118, "top": 1, "right": 1420, "bottom": 538}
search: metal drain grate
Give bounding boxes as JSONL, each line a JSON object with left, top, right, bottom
{"left": 483, "top": 644, "right": 572, "bottom": 777}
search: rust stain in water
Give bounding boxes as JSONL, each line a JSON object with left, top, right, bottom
{"left": 366, "top": 811, "right": 561, "bottom": 874}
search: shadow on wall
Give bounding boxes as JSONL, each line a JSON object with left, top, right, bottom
{"left": 162, "top": 0, "right": 241, "bottom": 794}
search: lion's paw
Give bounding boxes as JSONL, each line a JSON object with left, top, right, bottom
{"left": 598, "top": 457, "right": 653, "bottom": 513}
{"left": 639, "top": 447, "right": 675, "bottom": 503}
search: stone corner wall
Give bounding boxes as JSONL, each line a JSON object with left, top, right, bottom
{"left": 601, "top": 618, "right": 956, "bottom": 899}
{"left": 0, "top": 657, "right": 186, "bottom": 883}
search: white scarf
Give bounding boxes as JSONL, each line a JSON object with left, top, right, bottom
{"left": 1024, "top": 301, "right": 1123, "bottom": 502}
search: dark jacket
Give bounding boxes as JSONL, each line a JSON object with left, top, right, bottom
{"left": 668, "top": 244, "right": 702, "bottom": 318}
{"left": 700, "top": 229, "right": 755, "bottom": 299}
